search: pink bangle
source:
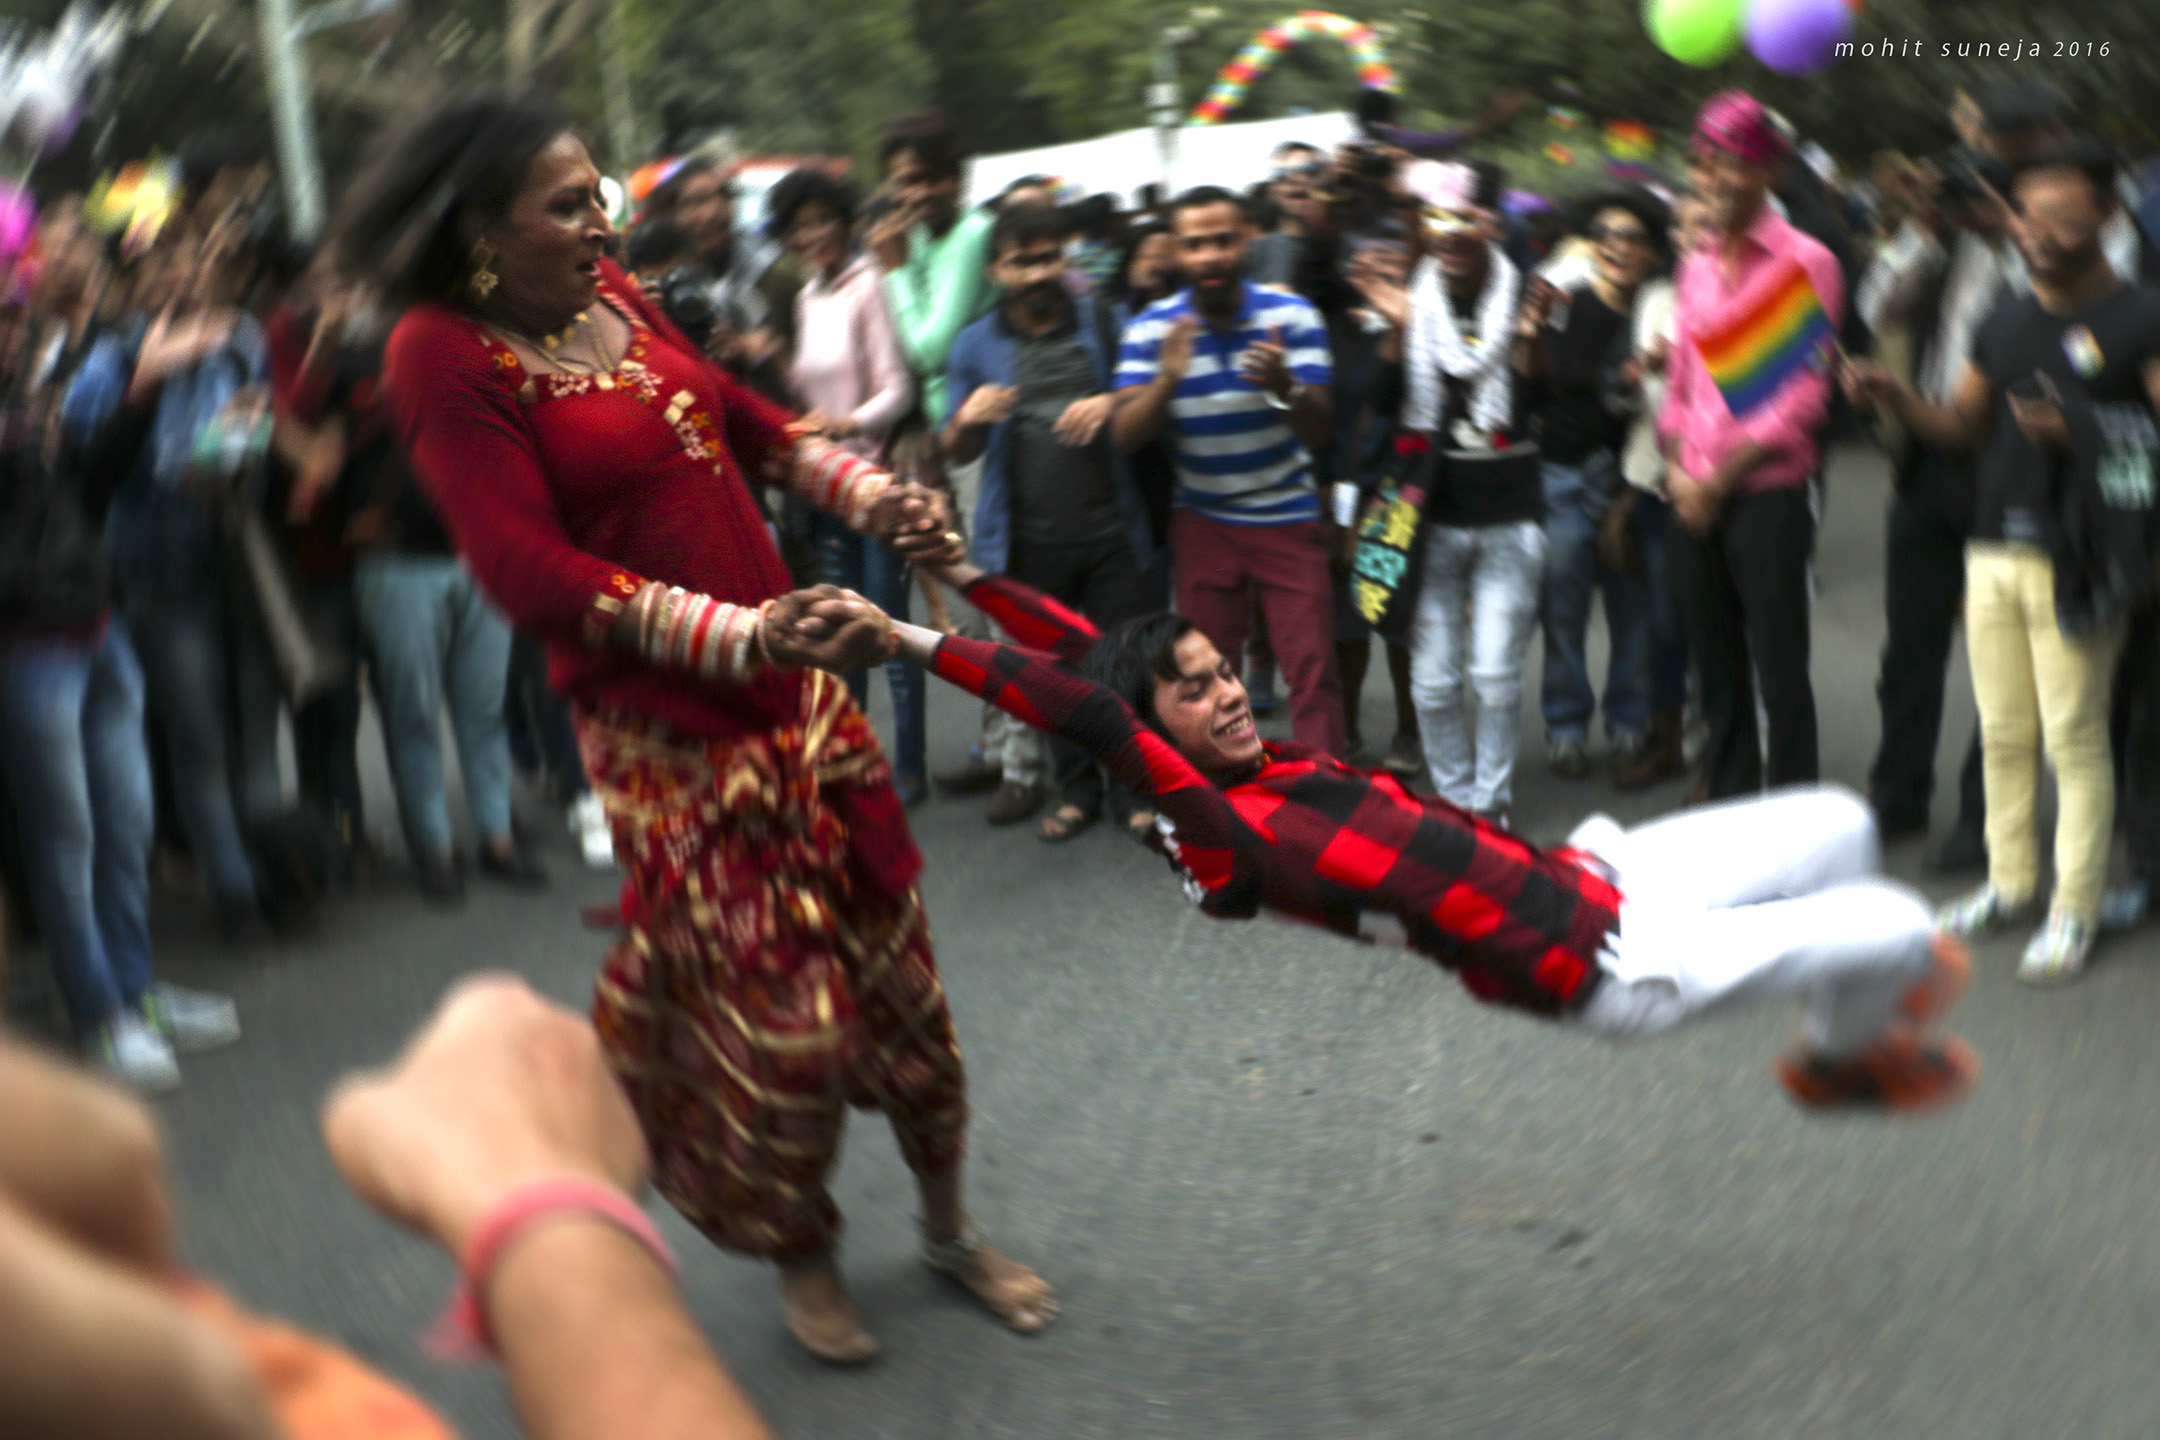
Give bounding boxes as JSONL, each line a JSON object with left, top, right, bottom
{"left": 424, "top": 1178, "right": 680, "bottom": 1365}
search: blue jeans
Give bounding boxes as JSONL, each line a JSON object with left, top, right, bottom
{"left": 1630, "top": 488, "right": 1689, "bottom": 715}
{"left": 355, "top": 554, "right": 515, "bottom": 859}
{"left": 812, "top": 516, "right": 925, "bottom": 784}
{"left": 1540, "top": 453, "right": 1649, "bottom": 744}
{"left": 125, "top": 584, "right": 281, "bottom": 907}
{"left": 0, "top": 624, "right": 157, "bottom": 1033}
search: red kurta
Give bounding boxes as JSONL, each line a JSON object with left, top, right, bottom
{"left": 382, "top": 261, "right": 918, "bottom": 894}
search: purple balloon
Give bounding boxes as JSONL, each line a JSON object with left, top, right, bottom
{"left": 1746, "top": 0, "right": 1854, "bottom": 76}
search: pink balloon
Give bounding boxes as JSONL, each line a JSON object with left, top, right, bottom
{"left": 1746, "top": 0, "right": 1854, "bottom": 75}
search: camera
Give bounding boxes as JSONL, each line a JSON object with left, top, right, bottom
{"left": 652, "top": 265, "right": 721, "bottom": 352}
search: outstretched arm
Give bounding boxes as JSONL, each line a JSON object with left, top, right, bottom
{"left": 865, "top": 584, "right": 1264, "bottom": 915}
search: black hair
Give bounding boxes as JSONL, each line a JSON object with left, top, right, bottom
{"left": 764, "top": 166, "right": 859, "bottom": 238}
{"left": 1353, "top": 87, "right": 1398, "bottom": 136}
{"left": 879, "top": 108, "right": 965, "bottom": 179}
{"left": 990, "top": 201, "right": 1071, "bottom": 260}
{"left": 996, "top": 174, "right": 1057, "bottom": 209}
{"left": 1465, "top": 159, "right": 1505, "bottom": 212}
{"left": 1168, "top": 184, "right": 1248, "bottom": 226}
{"left": 624, "top": 216, "right": 691, "bottom": 272}
{"left": 1574, "top": 185, "right": 1673, "bottom": 266}
{"left": 1077, "top": 612, "right": 1198, "bottom": 732}
{"left": 645, "top": 154, "right": 732, "bottom": 217}
{"left": 176, "top": 127, "right": 266, "bottom": 196}
{"left": 1074, "top": 193, "right": 1120, "bottom": 241}
{"left": 2010, "top": 133, "right": 2118, "bottom": 209}
{"left": 1117, "top": 218, "right": 1172, "bottom": 293}
{"left": 1977, "top": 80, "right": 2068, "bottom": 138}
{"left": 332, "top": 90, "right": 575, "bottom": 310}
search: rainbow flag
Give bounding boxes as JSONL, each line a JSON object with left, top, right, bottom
{"left": 1603, "top": 120, "right": 1656, "bottom": 161}
{"left": 1698, "top": 258, "right": 1835, "bottom": 416}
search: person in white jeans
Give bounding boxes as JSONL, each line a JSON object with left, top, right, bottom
{"left": 1567, "top": 786, "right": 1948, "bottom": 1068}
{"left": 1410, "top": 520, "right": 1546, "bottom": 816}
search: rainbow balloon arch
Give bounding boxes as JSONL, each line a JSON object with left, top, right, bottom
{"left": 1188, "top": 11, "right": 1399, "bottom": 126}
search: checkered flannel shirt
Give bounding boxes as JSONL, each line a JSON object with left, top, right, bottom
{"left": 931, "top": 577, "right": 1622, "bottom": 1016}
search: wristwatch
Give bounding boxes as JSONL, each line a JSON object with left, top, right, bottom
{"left": 1265, "top": 381, "right": 1306, "bottom": 411}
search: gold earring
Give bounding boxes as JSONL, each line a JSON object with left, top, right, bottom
{"left": 467, "top": 238, "right": 498, "bottom": 302}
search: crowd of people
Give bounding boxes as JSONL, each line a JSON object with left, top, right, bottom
{"left": 1, "top": 64, "right": 2158, "bottom": 1438}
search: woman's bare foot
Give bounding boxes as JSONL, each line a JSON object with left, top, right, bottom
{"left": 778, "top": 1258, "right": 880, "bottom": 1364}
{"left": 923, "top": 1233, "right": 1059, "bottom": 1334}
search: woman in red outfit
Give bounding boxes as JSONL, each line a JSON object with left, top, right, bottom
{"left": 339, "top": 93, "right": 1054, "bottom": 1362}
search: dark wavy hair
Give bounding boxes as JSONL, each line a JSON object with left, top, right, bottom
{"left": 763, "top": 166, "right": 860, "bottom": 239}
{"left": 332, "top": 90, "right": 576, "bottom": 310}
{"left": 1077, "top": 612, "right": 1196, "bottom": 733}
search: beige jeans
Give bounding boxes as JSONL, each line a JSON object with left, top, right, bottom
{"left": 1964, "top": 543, "right": 2126, "bottom": 922}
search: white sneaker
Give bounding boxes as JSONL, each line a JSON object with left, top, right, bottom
{"left": 569, "top": 792, "right": 616, "bottom": 871}
{"left": 93, "top": 1012, "right": 181, "bottom": 1094}
{"left": 2018, "top": 913, "right": 2095, "bottom": 988}
{"left": 141, "top": 982, "right": 241, "bottom": 1054}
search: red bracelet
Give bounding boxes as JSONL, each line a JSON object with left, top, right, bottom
{"left": 424, "top": 1178, "right": 679, "bottom": 1365}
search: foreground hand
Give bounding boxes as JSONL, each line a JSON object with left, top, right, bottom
{"left": 322, "top": 975, "right": 648, "bottom": 1259}
{"left": 1053, "top": 393, "right": 1115, "bottom": 446}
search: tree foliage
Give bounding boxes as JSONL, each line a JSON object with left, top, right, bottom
{"left": 16, "top": 0, "right": 2160, "bottom": 205}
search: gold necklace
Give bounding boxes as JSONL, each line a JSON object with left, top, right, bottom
{"left": 500, "top": 308, "right": 615, "bottom": 373}
{"left": 535, "top": 309, "right": 591, "bottom": 355}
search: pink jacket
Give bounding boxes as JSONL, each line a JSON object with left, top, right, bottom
{"left": 790, "top": 252, "right": 914, "bottom": 459}
{"left": 1658, "top": 206, "right": 1846, "bottom": 493}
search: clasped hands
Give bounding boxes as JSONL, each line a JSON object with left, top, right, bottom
{"left": 765, "top": 483, "right": 956, "bottom": 671}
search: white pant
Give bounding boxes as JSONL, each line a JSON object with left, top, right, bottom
{"left": 1567, "top": 785, "right": 1935, "bottom": 1056}
{"left": 1410, "top": 521, "right": 1547, "bottom": 815}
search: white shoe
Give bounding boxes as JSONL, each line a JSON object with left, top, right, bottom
{"left": 2017, "top": 912, "right": 2095, "bottom": 988}
{"left": 93, "top": 1012, "right": 181, "bottom": 1094}
{"left": 141, "top": 982, "right": 241, "bottom": 1054}
{"left": 569, "top": 792, "right": 616, "bottom": 871}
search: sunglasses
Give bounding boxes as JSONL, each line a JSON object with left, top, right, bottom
{"left": 1587, "top": 223, "right": 1653, "bottom": 245}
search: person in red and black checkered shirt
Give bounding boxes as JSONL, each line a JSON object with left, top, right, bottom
{"left": 791, "top": 565, "right": 1980, "bottom": 1112}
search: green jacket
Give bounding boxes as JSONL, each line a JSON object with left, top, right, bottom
{"left": 882, "top": 206, "right": 996, "bottom": 426}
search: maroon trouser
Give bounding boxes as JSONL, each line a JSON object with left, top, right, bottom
{"left": 1171, "top": 510, "right": 1346, "bottom": 756}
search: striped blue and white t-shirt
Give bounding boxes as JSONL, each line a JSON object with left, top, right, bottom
{"left": 1116, "top": 283, "right": 1333, "bottom": 526}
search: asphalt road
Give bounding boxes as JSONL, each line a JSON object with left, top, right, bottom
{"left": 77, "top": 443, "right": 2160, "bottom": 1438}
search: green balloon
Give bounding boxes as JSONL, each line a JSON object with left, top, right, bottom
{"left": 1645, "top": 0, "right": 1746, "bottom": 66}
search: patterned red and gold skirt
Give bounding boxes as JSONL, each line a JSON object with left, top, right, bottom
{"left": 579, "top": 671, "right": 967, "bottom": 1262}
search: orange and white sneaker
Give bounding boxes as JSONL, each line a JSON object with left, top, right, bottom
{"left": 1899, "top": 934, "right": 1972, "bottom": 1025}
{"left": 1776, "top": 1029, "right": 1979, "bottom": 1114}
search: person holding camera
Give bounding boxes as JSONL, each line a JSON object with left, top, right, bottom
{"left": 1853, "top": 147, "right": 2015, "bottom": 866}
{"left": 1844, "top": 136, "right": 2160, "bottom": 985}
{"left": 640, "top": 155, "right": 798, "bottom": 400}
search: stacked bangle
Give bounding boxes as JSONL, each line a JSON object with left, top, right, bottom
{"left": 790, "top": 436, "right": 894, "bottom": 532}
{"left": 632, "top": 584, "right": 767, "bottom": 683}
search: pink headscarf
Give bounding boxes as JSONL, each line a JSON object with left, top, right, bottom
{"left": 1692, "top": 90, "right": 1789, "bottom": 167}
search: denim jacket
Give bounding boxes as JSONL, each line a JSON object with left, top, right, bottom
{"left": 101, "top": 314, "right": 267, "bottom": 598}
{"left": 943, "top": 299, "right": 1154, "bottom": 576}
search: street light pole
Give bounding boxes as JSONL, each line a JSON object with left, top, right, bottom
{"left": 1150, "top": 23, "right": 1196, "bottom": 193}
{"left": 256, "top": 0, "right": 324, "bottom": 239}
{"left": 256, "top": 0, "right": 398, "bottom": 241}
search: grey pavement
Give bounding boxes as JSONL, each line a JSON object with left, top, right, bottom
{"left": 72, "top": 444, "right": 2160, "bottom": 1437}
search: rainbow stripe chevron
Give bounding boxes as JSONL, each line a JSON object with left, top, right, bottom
{"left": 1698, "top": 258, "right": 1835, "bottom": 416}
